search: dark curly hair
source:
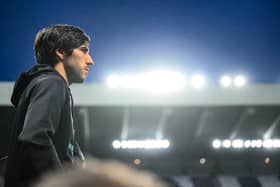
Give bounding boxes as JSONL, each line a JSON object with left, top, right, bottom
{"left": 34, "top": 24, "right": 90, "bottom": 66}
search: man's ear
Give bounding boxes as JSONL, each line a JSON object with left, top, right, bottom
{"left": 55, "top": 49, "right": 65, "bottom": 61}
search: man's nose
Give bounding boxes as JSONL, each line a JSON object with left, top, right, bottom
{"left": 86, "top": 54, "right": 94, "bottom": 65}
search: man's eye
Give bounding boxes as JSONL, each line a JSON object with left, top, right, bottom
{"left": 80, "top": 47, "right": 89, "bottom": 53}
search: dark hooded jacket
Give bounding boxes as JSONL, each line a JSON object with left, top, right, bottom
{"left": 4, "top": 64, "right": 84, "bottom": 187}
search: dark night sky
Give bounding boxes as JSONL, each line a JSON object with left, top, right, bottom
{"left": 0, "top": 0, "right": 279, "bottom": 84}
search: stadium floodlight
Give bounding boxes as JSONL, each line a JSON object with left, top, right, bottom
{"left": 120, "top": 74, "right": 135, "bottom": 88}
{"left": 220, "top": 76, "right": 232, "bottom": 87}
{"left": 273, "top": 139, "right": 280, "bottom": 148}
{"left": 134, "top": 74, "right": 147, "bottom": 89}
{"left": 191, "top": 74, "right": 205, "bottom": 88}
{"left": 136, "top": 140, "right": 145, "bottom": 149}
{"left": 145, "top": 70, "right": 186, "bottom": 93}
{"left": 106, "top": 71, "right": 186, "bottom": 93}
{"left": 212, "top": 139, "right": 221, "bottom": 149}
{"left": 112, "top": 140, "right": 121, "bottom": 149}
{"left": 232, "top": 139, "right": 244, "bottom": 148}
{"left": 144, "top": 140, "right": 154, "bottom": 149}
{"left": 106, "top": 75, "right": 121, "bottom": 88}
{"left": 127, "top": 140, "right": 137, "bottom": 149}
{"left": 255, "top": 140, "right": 263, "bottom": 148}
{"left": 222, "top": 139, "right": 231, "bottom": 148}
{"left": 121, "top": 140, "right": 128, "bottom": 149}
{"left": 161, "top": 140, "right": 170, "bottom": 148}
{"left": 250, "top": 140, "right": 261, "bottom": 148}
{"left": 234, "top": 75, "right": 246, "bottom": 87}
{"left": 244, "top": 140, "right": 251, "bottom": 148}
{"left": 112, "top": 139, "right": 170, "bottom": 150}
{"left": 200, "top": 158, "right": 206, "bottom": 165}
{"left": 213, "top": 139, "right": 280, "bottom": 149}
{"left": 263, "top": 139, "right": 273, "bottom": 148}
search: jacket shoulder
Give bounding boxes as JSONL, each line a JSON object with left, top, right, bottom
{"left": 35, "top": 73, "right": 67, "bottom": 86}
{"left": 30, "top": 73, "right": 68, "bottom": 91}
{"left": 25, "top": 73, "right": 69, "bottom": 101}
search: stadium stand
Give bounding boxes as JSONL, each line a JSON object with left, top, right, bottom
{"left": 1, "top": 83, "right": 280, "bottom": 187}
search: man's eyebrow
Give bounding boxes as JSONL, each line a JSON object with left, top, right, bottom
{"left": 79, "top": 45, "right": 89, "bottom": 49}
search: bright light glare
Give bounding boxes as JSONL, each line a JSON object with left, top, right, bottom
{"left": 121, "top": 140, "right": 128, "bottom": 149}
{"left": 161, "top": 140, "right": 170, "bottom": 148}
{"left": 200, "top": 158, "right": 206, "bottom": 165}
{"left": 220, "top": 76, "right": 232, "bottom": 87}
{"left": 112, "top": 140, "right": 121, "bottom": 149}
{"left": 255, "top": 140, "right": 263, "bottom": 148}
{"left": 191, "top": 74, "right": 205, "bottom": 88}
{"left": 127, "top": 140, "right": 137, "bottom": 149}
{"left": 107, "top": 75, "right": 121, "bottom": 88}
{"left": 244, "top": 140, "right": 251, "bottom": 148}
{"left": 232, "top": 139, "right": 243, "bottom": 148}
{"left": 121, "top": 74, "right": 134, "bottom": 88}
{"left": 263, "top": 139, "right": 273, "bottom": 148}
{"left": 112, "top": 139, "right": 170, "bottom": 149}
{"left": 106, "top": 71, "right": 186, "bottom": 93}
{"left": 212, "top": 139, "right": 221, "bottom": 149}
{"left": 273, "top": 139, "right": 280, "bottom": 148}
{"left": 222, "top": 140, "right": 231, "bottom": 148}
{"left": 145, "top": 71, "right": 186, "bottom": 93}
{"left": 234, "top": 75, "right": 246, "bottom": 87}
{"left": 213, "top": 139, "right": 280, "bottom": 149}
{"left": 136, "top": 141, "right": 145, "bottom": 149}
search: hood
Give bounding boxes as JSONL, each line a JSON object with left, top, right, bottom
{"left": 11, "top": 64, "right": 55, "bottom": 107}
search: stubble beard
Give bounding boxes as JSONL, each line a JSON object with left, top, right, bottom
{"left": 65, "top": 65, "right": 86, "bottom": 84}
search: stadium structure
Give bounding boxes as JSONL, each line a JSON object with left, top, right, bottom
{"left": 1, "top": 73, "right": 280, "bottom": 187}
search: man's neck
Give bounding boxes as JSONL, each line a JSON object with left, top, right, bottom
{"left": 54, "top": 62, "right": 70, "bottom": 86}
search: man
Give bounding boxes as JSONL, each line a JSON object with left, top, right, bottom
{"left": 4, "top": 24, "right": 94, "bottom": 187}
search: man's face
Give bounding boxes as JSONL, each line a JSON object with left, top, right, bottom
{"left": 64, "top": 43, "right": 94, "bottom": 84}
